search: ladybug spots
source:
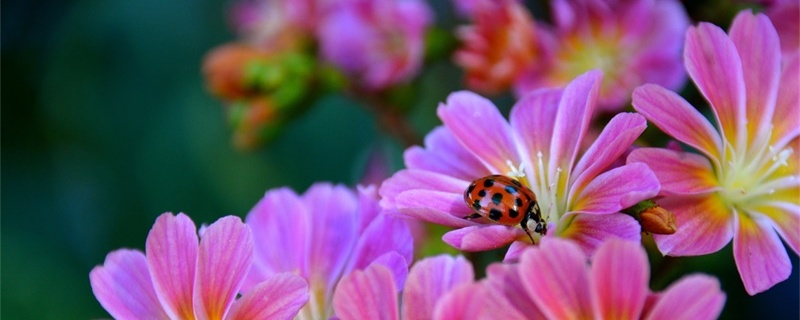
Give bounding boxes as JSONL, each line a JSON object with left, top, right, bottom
{"left": 515, "top": 198, "right": 523, "bottom": 207}
{"left": 510, "top": 179, "right": 522, "bottom": 187}
{"left": 478, "top": 189, "right": 487, "bottom": 197}
{"left": 472, "top": 200, "right": 482, "bottom": 211}
{"left": 504, "top": 185, "right": 518, "bottom": 195}
{"left": 492, "top": 193, "right": 503, "bottom": 205}
{"left": 489, "top": 209, "right": 503, "bottom": 221}
{"left": 467, "top": 184, "right": 475, "bottom": 194}
{"left": 508, "top": 209, "right": 519, "bottom": 218}
{"left": 483, "top": 178, "right": 495, "bottom": 187}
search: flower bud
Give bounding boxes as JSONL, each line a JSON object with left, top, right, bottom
{"left": 639, "top": 205, "right": 677, "bottom": 235}
{"left": 203, "top": 43, "right": 266, "bottom": 100}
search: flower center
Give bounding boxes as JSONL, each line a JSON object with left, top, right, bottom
{"left": 719, "top": 135, "right": 795, "bottom": 212}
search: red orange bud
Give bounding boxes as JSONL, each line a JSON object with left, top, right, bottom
{"left": 203, "top": 43, "right": 266, "bottom": 100}
{"left": 639, "top": 205, "right": 677, "bottom": 235}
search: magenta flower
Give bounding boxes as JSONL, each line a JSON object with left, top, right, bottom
{"left": 764, "top": 0, "right": 800, "bottom": 57}
{"left": 90, "top": 213, "right": 309, "bottom": 320}
{"left": 333, "top": 254, "right": 474, "bottom": 319}
{"left": 514, "top": 0, "right": 689, "bottom": 112}
{"left": 434, "top": 238, "right": 725, "bottom": 319}
{"left": 244, "top": 183, "right": 414, "bottom": 319}
{"left": 380, "top": 71, "right": 660, "bottom": 257}
{"left": 317, "top": 0, "right": 433, "bottom": 90}
{"left": 628, "top": 11, "right": 799, "bottom": 295}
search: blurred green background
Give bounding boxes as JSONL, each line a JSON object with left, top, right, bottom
{"left": 2, "top": 0, "right": 797, "bottom": 318}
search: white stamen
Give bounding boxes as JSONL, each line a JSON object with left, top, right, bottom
{"left": 506, "top": 160, "right": 526, "bottom": 178}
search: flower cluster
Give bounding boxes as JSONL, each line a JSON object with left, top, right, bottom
{"left": 91, "top": 2, "right": 799, "bottom": 319}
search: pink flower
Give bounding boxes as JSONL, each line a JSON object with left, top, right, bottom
{"left": 380, "top": 71, "right": 660, "bottom": 258}
{"left": 515, "top": 0, "right": 689, "bottom": 112}
{"left": 244, "top": 183, "right": 414, "bottom": 319}
{"left": 317, "top": 0, "right": 433, "bottom": 90}
{"left": 90, "top": 213, "right": 309, "bottom": 320}
{"left": 434, "top": 238, "right": 726, "bottom": 319}
{"left": 333, "top": 255, "right": 475, "bottom": 319}
{"left": 764, "top": 0, "right": 800, "bottom": 57}
{"left": 628, "top": 10, "right": 799, "bottom": 295}
{"left": 454, "top": 0, "right": 538, "bottom": 94}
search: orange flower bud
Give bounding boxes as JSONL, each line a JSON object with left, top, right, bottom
{"left": 639, "top": 205, "right": 677, "bottom": 235}
{"left": 203, "top": 44, "right": 266, "bottom": 100}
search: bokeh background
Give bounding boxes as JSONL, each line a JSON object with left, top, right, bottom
{"left": 2, "top": 0, "right": 798, "bottom": 318}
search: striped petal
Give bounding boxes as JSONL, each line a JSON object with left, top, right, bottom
{"left": 772, "top": 55, "right": 799, "bottom": 150}
{"left": 521, "top": 239, "right": 593, "bottom": 320}
{"left": 571, "top": 112, "right": 648, "bottom": 195}
{"left": 437, "top": 91, "right": 520, "bottom": 173}
{"left": 590, "top": 239, "right": 649, "bottom": 319}
{"left": 559, "top": 212, "right": 642, "bottom": 254}
{"left": 644, "top": 275, "right": 725, "bottom": 320}
{"left": 759, "top": 202, "right": 800, "bottom": 255}
{"left": 509, "top": 88, "right": 562, "bottom": 177}
{"left": 146, "top": 213, "right": 198, "bottom": 320}
{"left": 90, "top": 250, "right": 169, "bottom": 320}
{"left": 226, "top": 273, "right": 308, "bottom": 320}
{"left": 304, "top": 183, "right": 359, "bottom": 295}
{"left": 627, "top": 148, "right": 719, "bottom": 196}
{"left": 632, "top": 84, "right": 723, "bottom": 162}
{"left": 244, "top": 188, "right": 309, "bottom": 290}
{"left": 442, "top": 225, "right": 524, "bottom": 251}
{"left": 194, "top": 216, "right": 253, "bottom": 320}
{"left": 403, "top": 126, "right": 491, "bottom": 181}
{"left": 729, "top": 11, "right": 781, "bottom": 148}
{"left": 333, "top": 264, "right": 399, "bottom": 320}
{"left": 548, "top": 71, "right": 601, "bottom": 186}
{"left": 684, "top": 21, "right": 747, "bottom": 153}
{"left": 394, "top": 189, "right": 477, "bottom": 227}
{"left": 733, "top": 211, "right": 792, "bottom": 295}
{"left": 403, "top": 255, "right": 474, "bottom": 320}
{"left": 484, "top": 263, "right": 545, "bottom": 319}
{"left": 652, "top": 195, "right": 733, "bottom": 256}
{"left": 570, "top": 162, "right": 660, "bottom": 215}
{"left": 379, "top": 169, "right": 469, "bottom": 210}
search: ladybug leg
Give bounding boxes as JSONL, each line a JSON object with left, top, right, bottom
{"left": 463, "top": 213, "right": 482, "bottom": 220}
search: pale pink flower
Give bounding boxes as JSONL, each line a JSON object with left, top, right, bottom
{"left": 515, "top": 0, "right": 689, "bottom": 112}
{"left": 244, "top": 183, "right": 414, "bottom": 319}
{"left": 317, "top": 0, "right": 433, "bottom": 90}
{"left": 380, "top": 71, "right": 660, "bottom": 258}
{"left": 333, "top": 255, "right": 474, "bottom": 320}
{"left": 434, "top": 238, "right": 726, "bottom": 320}
{"left": 628, "top": 11, "right": 799, "bottom": 295}
{"left": 90, "top": 213, "right": 308, "bottom": 320}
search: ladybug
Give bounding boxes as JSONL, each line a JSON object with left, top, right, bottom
{"left": 463, "top": 174, "right": 547, "bottom": 244}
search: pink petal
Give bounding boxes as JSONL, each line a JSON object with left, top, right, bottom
{"left": 394, "top": 190, "right": 477, "bottom": 227}
{"left": 729, "top": 11, "right": 782, "bottom": 147}
{"left": 433, "top": 282, "right": 523, "bottom": 320}
{"left": 685, "top": 21, "right": 747, "bottom": 152}
{"left": 193, "top": 216, "right": 253, "bottom": 320}
{"left": 333, "top": 264, "right": 399, "bottom": 320}
{"left": 368, "top": 252, "right": 410, "bottom": 290}
{"left": 627, "top": 148, "right": 720, "bottom": 196}
{"left": 442, "top": 225, "right": 524, "bottom": 251}
{"left": 570, "top": 163, "right": 660, "bottom": 214}
{"left": 356, "top": 185, "right": 381, "bottom": 232}
{"left": 226, "top": 273, "right": 309, "bottom": 320}
{"left": 344, "top": 213, "right": 413, "bottom": 286}
{"left": 571, "top": 113, "right": 648, "bottom": 192}
{"left": 548, "top": 71, "right": 602, "bottom": 185}
{"left": 379, "top": 169, "right": 469, "bottom": 210}
{"left": 632, "top": 84, "right": 723, "bottom": 161}
{"left": 90, "top": 249, "right": 169, "bottom": 320}
{"left": 244, "top": 188, "right": 309, "bottom": 290}
{"left": 403, "top": 126, "right": 491, "bottom": 181}
{"left": 484, "top": 263, "right": 545, "bottom": 319}
{"left": 509, "top": 88, "right": 562, "bottom": 173}
{"left": 146, "top": 212, "right": 199, "bottom": 320}
{"left": 762, "top": 202, "right": 800, "bottom": 255}
{"left": 733, "top": 212, "right": 792, "bottom": 295}
{"left": 772, "top": 55, "right": 799, "bottom": 150}
{"left": 403, "top": 255, "right": 474, "bottom": 320}
{"left": 590, "top": 239, "right": 649, "bottom": 319}
{"left": 559, "top": 213, "right": 642, "bottom": 254}
{"left": 520, "top": 238, "right": 593, "bottom": 319}
{"left": 502, "top": 241, "right": 528, "bottom": 262}
{"left": 437, "top": 91, "right": 520, "bottom": 173}
{"left": 644, "top": 275, "right": 725, "bottom": 320}
{"left": 652, "top": 195, "right": 733, "bottom": 256}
